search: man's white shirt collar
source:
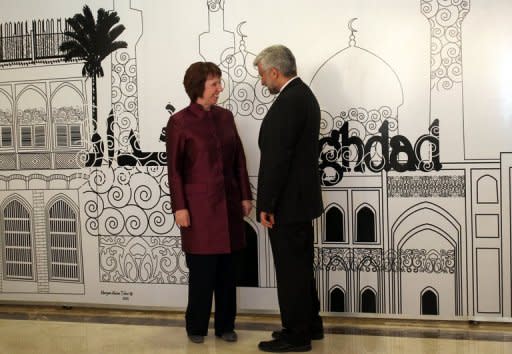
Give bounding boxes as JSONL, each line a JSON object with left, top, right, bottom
{"left": 278, "top": 76, "right": 299, "bottom": 94}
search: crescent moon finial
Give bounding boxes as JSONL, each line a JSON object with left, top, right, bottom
{"left": 348, "top": 18, "right": 358, "bottom": 33}
{"left": 237, "top": 21, "right": 247, "bottom": 38}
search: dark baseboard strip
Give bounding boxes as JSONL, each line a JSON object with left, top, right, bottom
{"left": 0, "top": 310, "right": 511, "bottom": 342}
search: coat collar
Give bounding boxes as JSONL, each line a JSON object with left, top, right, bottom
{"left": 188, "top": 102, "right": 216, "bottom": 118}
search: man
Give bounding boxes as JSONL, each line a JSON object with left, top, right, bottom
{"left": 254, "top": 45, "right": 324, "bottom": 352}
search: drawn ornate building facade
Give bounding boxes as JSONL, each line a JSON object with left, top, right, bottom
{"left": 0, "top": 0, "right": 510, "bottom": 319}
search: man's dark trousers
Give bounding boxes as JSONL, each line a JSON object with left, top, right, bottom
{"left": 268, "top": 221, "right": 322, "bottom": 345}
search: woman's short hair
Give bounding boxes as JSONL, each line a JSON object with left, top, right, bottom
{"left": 183, "top": 62, "right": 222, "bottom": 102}
{"left": 253, "top": 45, "right": 297, "bottom": 77}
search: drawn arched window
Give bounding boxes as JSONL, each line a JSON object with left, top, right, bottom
{"left": 325, "top": 205, "right": 344, "bottom": 242}
{"left": 477, "top": 175, "right": 498, "bottom": 204}
{"left": 237, "top": 221, "right": 259, "bottom": 287}
{"left": 421, "top": 288, "right": 439, "bottom": 315}
{"left": 48, "top": 199, "right": 80, "bottom": 281}
{"left": 51, "top": 85, "right": 85, "bottom": 149}
{"left": 0, "top": 91, "right": 13, "bottom": 149}
{"left": 16, "top": 88, "right": 48, "bottom": 149}
{"left": 356, "top": 205, "right": 375, "bottom": 242}
{"left": 3, "top": 199, "right": 33, "bottom": 280}
{"left": 330, "top": 287, "right": 345, "bottom": 312}
{"left": 360, "top": 288, "right": 377, "bottom": 313}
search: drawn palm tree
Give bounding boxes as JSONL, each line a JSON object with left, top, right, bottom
{"left": 59, "top": 5, "right": 127, "bottom": 134}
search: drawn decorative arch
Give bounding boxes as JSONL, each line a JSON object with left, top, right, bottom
{"left": 50, "top": 83, "right": 87, "bottom": 149}
{"left": 0, "top": 89, "right": 13, "bottom": 105}
{"left": 1, "top": 194, "right": 34, "bottom": 280}
{"left": 0, "top": 89, "right": 14, "bottom": 148}
{"left": 16, "top": 85, "right": 48, "bottom": 108}
{"left": 324, "top": 253, "right": 349, "bottom": 272}
{"left": 0, "top": 89, "right": 13, "bottom": 114}
{"left": 391, "top": 202, "right": 462, "bottom": 315}
{"left": 15, "top": 86, "right": 48, "bottom": 149}
{"left": 46, "top": 194, "right": 82, "bottom": 282}
{"left": 329, "top": 286, "right": 346, "bottom": 312}
{"left": 360, "top": 286, "right": 377, "bottom": 313}
{"left": 50, "top": 82, "right": 86, "bottom": 103}
{"left": 355, "top": 204, "right": 376, "bottom": 243}
{"left": 421, "top": 286, "right": 439, "bottom": 315}
{"left": 325, "top": 203, "right": 345, "bottom": 242}
{"left": 476, "top": 175, "right": 498, "bottom": 204}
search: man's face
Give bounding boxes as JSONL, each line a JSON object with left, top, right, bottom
{"left": 198, "top": 75, "right": 223, "bottom": 107}
{"left": 257, "top": 63, "right": 279, "bottom": 94}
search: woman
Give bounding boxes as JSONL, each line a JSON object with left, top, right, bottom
{"left": 166, "top": 62, "right": 252, "bottom": 344}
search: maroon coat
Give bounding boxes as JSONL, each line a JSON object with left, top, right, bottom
{"left": 166, "top": 103, "right": 252, "bottom": 254}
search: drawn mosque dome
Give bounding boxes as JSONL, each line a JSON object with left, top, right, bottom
{"left": 310, "top": 19, "right": 404, "bottom": 139}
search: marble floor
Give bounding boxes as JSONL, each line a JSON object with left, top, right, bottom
{"left": 0, "top": 305, "right": 512, "bottom": 353}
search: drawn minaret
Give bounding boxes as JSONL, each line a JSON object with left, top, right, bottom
{"left": 421, "top": 0, "right": 470, "bottom": 162}
{"left": 199, "top": 0, "right": 235, "bottom": 63}
{"left": 112, "top": 0, "right": 143, "bottom": 156}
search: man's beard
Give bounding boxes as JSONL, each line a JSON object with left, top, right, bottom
{"left": 267, "top": 85, "right": 279, "bottom": 95}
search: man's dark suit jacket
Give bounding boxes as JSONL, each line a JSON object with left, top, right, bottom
{"left": 257, "top": 78, "right": 323, "bottom": 225}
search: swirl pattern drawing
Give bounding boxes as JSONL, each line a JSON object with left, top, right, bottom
{"left": 421, "top": 0, "right": 470, "bottom": 90}
{"left": 388, "top": 175, "right": 465, "bottom": 197}
{"left": 207, "top": 0, "right": 223, "bottom": 12}
{"left": 112, "top": 49, "right": 140, "bottom": 153}
{"left": 321, "top": 248, "right": 455, "bottom": 274}
{"left": 320, "top": 106, "right": 397, "bottom": 139}
{"left": 84, "top": 166, "right": 176, "bottom": 237}
{"left": 99, "top": 236, "right": 188, "bottom": 284}
{"left": 218, "top": 38, "right": 274, "bottom": 120}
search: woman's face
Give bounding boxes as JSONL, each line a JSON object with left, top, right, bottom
{"left": 196, "top": 75, "right": 223, "bottom": 109}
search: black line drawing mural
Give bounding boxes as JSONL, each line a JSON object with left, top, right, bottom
{"left": 215, "top": 22, "right": 274, "bottom": 121}
{"left": 47, "top": 195, "right": 83, "bottom": 282}
{"left": 84, "top": 165, "right": 186, "bottom": 283}
{"left": 0, "top": 19, "right": 74, "bottom": 67}
{"left": 1, "top": 0, "right": 512, "bottom": 320}
{"left": 89, "top": 161, "right": 181, "bottom": 283}
{"left": 387, "top": 175, "right": 465, "bottom": 198}
{"left": 421, "top": 0, "right": 469, "bottom": 162}
{"left": 314, "top": 19, "right": 442, "bottom": 186}
{"left": 3, "top": 197, "right": 35, "bottom": 280}
{"left": 197, "top": 0, "right": 273, "bottom": 287}
{"left": 0, "top": 174, "right": 86, "bottom": 294}
{"left": 60, "top": 5, "right": 127, "bottom": 167}
{"left": 0, "top": 79, "right": 89, "bottom": 171}
{"left": 312, "top": 19, "right": 402, "bottom": 138}
{"left": 313, "top": 0, "right": 480, "bottom": 317}
{"left": 93, "top": 0, "right": 270, "bottom": 287}
{"left": 421, "top": 0, "right": 469, "bottom": 91}
{"left": 99, "top": 234, "right": 187, "bottom": 283}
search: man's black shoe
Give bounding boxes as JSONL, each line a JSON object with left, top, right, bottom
{"left": 271, "top": 328, "right": 324, "bottom": 341}
{"left": 258, "top": 338, "right": 311, "bottom": 352}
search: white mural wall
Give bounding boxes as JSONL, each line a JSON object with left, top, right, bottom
{"left": 0, "top": 0, "right": 511, "bottom": 320}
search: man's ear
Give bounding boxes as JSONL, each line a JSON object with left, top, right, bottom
{"left": 270, "top": 67, "right": 279, "bottom": 78}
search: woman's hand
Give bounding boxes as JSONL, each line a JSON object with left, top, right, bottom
{"left": 242, "top": 200, "right": 252, "bottom": 217}
{"left": 175, "top": 209, "right": 191, "bottom": 227}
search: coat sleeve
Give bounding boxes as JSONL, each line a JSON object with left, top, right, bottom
{"left": 166, "top": 117, "right": 187, "bottom": 212}
{"left": 258, "top": 95, "right": 302, "bottom": 213}
{"left": 232, "top": 113, "right": 253, "bottom": 200}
